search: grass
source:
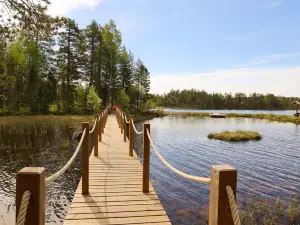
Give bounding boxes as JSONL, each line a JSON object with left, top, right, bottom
{"left": 60, "top": 138, "right": 70, "bottom": 149}
{"left": 176, "top": 194, "right": 300, "bottom": 224}
{"left": 226, "top": 113, "right": 300, "bottom": 124}
{"left": 208, "top": 130, "right": 262, "bottom": 142}
{"left": 166, "top": 111, "right": 300, "bottom": 125}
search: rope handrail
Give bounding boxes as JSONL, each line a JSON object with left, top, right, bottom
{"left": 16, "top": 190, "right": 31, "bottom": 225}
{"left": 89, "top": 118, "right": 97, "bottom": 134}
{"left": 146, "top": 129, "right": 210, "bottom": 184}
{"left": 124, "top": 114, "right": 130, "bottom": 124}
{"left": 226, "top": 185, "right": 241, "bottom": 225}
{"left": 131, "top": 120, "right": 143, "bottom": 135}
{"left": 45, "top": 128, "right": 87, "bottom": 186}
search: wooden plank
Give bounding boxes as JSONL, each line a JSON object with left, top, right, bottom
{"left": 67, "top": 204, "right": 165, "bottom": 214}
{"left": 66, "top": 210, "right": 168, "bottom": 220}
{"left": 69, "top": 200, "right": 163, "bottom": 208}
{"left": 64, "top": 215, "right": 171, "bottom": 225}
{"left": 64, "top": 115, "right": 170, "bottom": 225}
{"left": 71, "top": 195, "right": 160, "bottom": 203}
{"left": 73, "top": 191, "right": 157, "bottom": 197}
{"left": 75, "top": 187, "right": 154, "bottom": 194}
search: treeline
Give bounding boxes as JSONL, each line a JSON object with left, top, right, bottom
{"left": 153, "top": 89, "right": 298, "bottom": 110}
{"left": 0, "top": 1, "right": 150, "bottom": 114}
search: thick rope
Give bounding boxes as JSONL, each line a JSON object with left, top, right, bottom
{"left": 45, "top": 129, "right": 87, "bottom": 186}
{"left": 124, "top": 114, "right": 130, "bottom": 124}
{"left": 225, "top": 185, "right": 241, "bottom": 225}
{"left": 146, "top": 130, "right": 210, "bottom": 184}
{"left": 16, "top": 190, "right": 31, "bottom": 225}
{"left": 89, "top": 118, "right": 97, "bottom": 134}
{"left": 131, "top": 120, "right": 144, "bottom": 135}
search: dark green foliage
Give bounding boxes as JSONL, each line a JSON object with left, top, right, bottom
{"left": 0, "top": 2, "right": 151, "bottom": 115}
{"left": 154, "top": 89, "right": 298, "bottom": 110}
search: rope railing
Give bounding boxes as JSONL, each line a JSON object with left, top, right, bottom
{"left": 226, "top": 185, "right": 241, "bottom": 225}
{"left": 15, "top": 109, "right": 110, "bottom": 225}
{"left": 89, "top": 117, "right": 98, "bottom": 134}
{"left": 118, "top": 109, "right": 238, "bottom": 224}
{"left": 124, "top": 114, "right": 130, "bottom": 124}
{"left": 146, "top": 129, "right": 211, "bottom": 184}
{"left": 131, "top": 120, "right": 143, "bottom": 135}
{"left": 45, "top": 128, "right": 87, "bottom": 186}
{"left": 16, "top": 190, "right": 31, "bottom": 225}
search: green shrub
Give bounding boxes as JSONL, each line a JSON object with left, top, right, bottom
{"left": 208, "top": 130, "right": 262, "bottom": 142}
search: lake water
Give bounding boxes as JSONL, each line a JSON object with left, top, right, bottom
{"left": 0, "top": 118, "right": 94, "bottom": 225}
{"left": 2, "top": 114, "right": 300, "bottom": 224}
{"left": 162, "top": 108, "right": 296, "bottom": 115}
{"left": 133, "top": 116, "right": 300, "bottom": 223}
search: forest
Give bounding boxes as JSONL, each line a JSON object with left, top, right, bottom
{"left": 0, "top": 0, "right": 151, "bottom": 114}
{"left": 153, "top": 89, "right": 299, "bottom": 110}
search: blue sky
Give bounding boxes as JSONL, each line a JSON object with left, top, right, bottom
{"left": 49, "top": 0, "right": 300, "bottom": 96}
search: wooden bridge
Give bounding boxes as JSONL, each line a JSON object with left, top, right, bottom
{"left": 14, "top": 109, "right": 240, "bottom": 225}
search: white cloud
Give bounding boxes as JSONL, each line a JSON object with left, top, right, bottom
{"left": 47, "top": 0, "right": 105, "bottom": 16}
{"left": 150, "top": 66, "right": 300, "bottom": 97}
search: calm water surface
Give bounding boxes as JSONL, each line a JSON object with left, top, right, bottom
{"left": 1, "top": 115, "right": 300, "bottom": 224}
{"left": 134, "top": 116, "right": 300, "bottom": 223}
{"left": 0, "top": 121, "right": 93, "bottom": 225}
{"left": 162, "top": 108, "right": 296, "bottom": 115}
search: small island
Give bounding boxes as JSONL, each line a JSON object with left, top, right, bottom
{"left": 208, "top": 130, "right": 262, "bottom": 142}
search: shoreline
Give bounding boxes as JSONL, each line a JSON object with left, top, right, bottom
{"left": 160, "top": 111, "right": 300, "bottom": 125}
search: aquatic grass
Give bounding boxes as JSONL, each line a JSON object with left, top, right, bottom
{"left": 208, "top": 130, "right": 262, "bottom": 142}
{"left": 175, "top": 194, "right": 300, "bottom": 224}
{"left": 60, "top": 138, "right": 70, "bottom": 149}
{"left": 167, "top": 112, "right": 300, "bottom": 125}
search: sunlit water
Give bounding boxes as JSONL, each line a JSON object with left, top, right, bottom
{"left": 133, "top": 116, "right": 300, "bottom": 223}
{"left": 0, "top": 123, "right": 94, "bottom": 225}
{"left": 162, "top": 108, "right": 296, "bottom": 115}
{"left": 2, "top": 115, "right": 300, "bottom": 224}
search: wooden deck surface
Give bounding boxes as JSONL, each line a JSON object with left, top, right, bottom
{"left": 64, "top": 114, "right": 171, "bottom": 225}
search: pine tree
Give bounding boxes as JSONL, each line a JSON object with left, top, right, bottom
{"left": 57, "top": 18, "right": 80, "bottom": 113}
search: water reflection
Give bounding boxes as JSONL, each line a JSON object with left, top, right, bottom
{"left": 0, "top": 118, "right": 93, "bottom": 225}
{"left": 134, "top": 116, "right": 300, "bottom": 223}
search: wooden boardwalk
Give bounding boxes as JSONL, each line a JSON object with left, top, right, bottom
{"left": 64, "top": 115, "right": 171, "bottom": 225}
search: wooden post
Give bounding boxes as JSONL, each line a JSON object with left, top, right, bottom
{"left": 209, "top": 165, "right": 237, "bottom": 225}
{"left": 121, "top": 112, "right": 124, "bottom": 134}
{"left": 143, "top": 124, "right": 150, "bottom": 193}
{"left": 123, "top": 118, "right": 126, "bottom": 142}
{"left": 104, "top": 110, "right": 106, "bottom": 128}
{"left": 129, "top": 115, "right": 134, "bottom": 156}
{"left": 118, "top": 110, "right": 121, "bottom": 128}
{"left": 116, "top": 109, "right": 118, "bottom": 124}
{"left": 16, "top": 167, "right": 45, "bottom": 225}
{"left": 99, "top": 115, "right": 102, "bottom": 141}
{"left": 94, "top": 115, "right": 99, "bottom": 156}
{"left": 82, "top": 122, "right": 89, "bottom": 195}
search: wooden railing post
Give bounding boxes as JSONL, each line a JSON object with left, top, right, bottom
{"left": 105, "top": 109, "right": 107, "bottom": 126}
{"left": 82, "top": 122, "right": 89, "bottom": 195}
{"left": 116, "top": 109, "right": 118, "bottom": 124}
{"left": 123, "top": 117, "right": 126, "bottom": 142}
{"left": 118, "top": 110, "right": 121, "bottom": 128}
{"left": 99, "top": 114, "right": 102, "bottom": 141}
{"left": 129, "top": 115, "right": 134, "bottom": 156}
{"left": 94, "top": 115, "right": 99, "bottom": 156}
{"left": 121, "top": 112, "right": 124, "bottom": 134}
{"left": 143, "top": 124, "right": 150, "bottom": 193}
{"left": 209, "top": 165, "right": 237, "bottom": 225}
{"left": 16, "top": 167, "right": 45, "bottom": 225}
